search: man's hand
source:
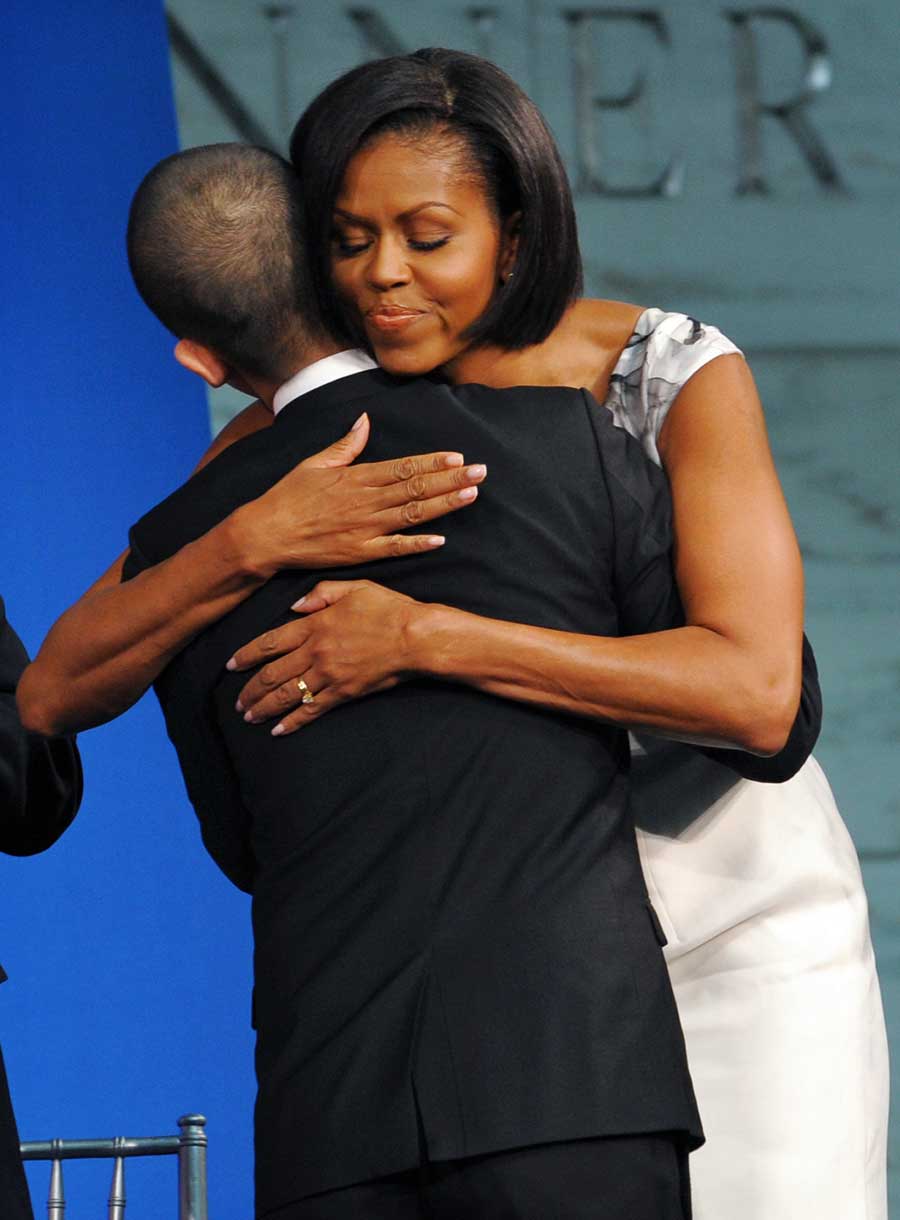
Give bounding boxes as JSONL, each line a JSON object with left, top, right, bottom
{"left": 228, "top": 580, "right": 423, "bottom": 734}
{"left": 233, "top": 412, "right": 485, "bottom": 578}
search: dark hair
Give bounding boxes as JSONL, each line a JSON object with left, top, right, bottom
{"left": 127, "top": 143, "right": 324, "bottom": 380}
{"left": 289, "top": 48, "right": 582, "bottom": 351}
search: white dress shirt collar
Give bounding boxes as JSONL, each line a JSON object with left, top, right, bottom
{"left": 272, "top": 349, "right": 378, "bottom": 416}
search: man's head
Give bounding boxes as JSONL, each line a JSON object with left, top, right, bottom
{"left": 127, "top": 143, "right": 332, "bottom": 394}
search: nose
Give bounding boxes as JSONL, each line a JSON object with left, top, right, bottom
{"left": 365, "top": 236, "right": 412, "bottom": 291}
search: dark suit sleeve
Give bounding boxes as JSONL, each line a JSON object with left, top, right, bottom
{"left": 585, "top": 390, "right": 683, "bottom": 639}
{"left": 122, "top": 542, "right": 255, "bottom": 892}
{"left": 585, "top": 392, "right": 819, "bottom": 783}
{"left": 153, "top": 647, "right": 255, "bottom": 893}
{"left": 697, "top": 634, "right": 821, "bottom": 782}
{"left": 0, "top": 596, "right": 82, "bottom": 855}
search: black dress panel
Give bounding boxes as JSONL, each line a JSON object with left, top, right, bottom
{"left": 0, "top": 598, "right": 82, "bottom": 856}
{"left": 125, "top": 371, "right": 701, "bottom": 1213}
{"left": 1, "top": 597, "right": 82, "bottom": 1220}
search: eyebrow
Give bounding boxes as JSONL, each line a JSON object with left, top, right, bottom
{"left": 334, "top": 202, "right": 462, "bottom": 224}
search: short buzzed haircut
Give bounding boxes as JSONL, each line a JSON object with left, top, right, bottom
{"left": 127, "top": 143, "right": 325, "bottom": 381}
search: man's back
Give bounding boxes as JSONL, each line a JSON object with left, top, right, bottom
{"left": 125, "top": 369, "right": 699, "bottom": 1211}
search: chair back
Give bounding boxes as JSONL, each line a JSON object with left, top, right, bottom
{"left": 20, "top": 1112, "right": 207, "bottom": 1219}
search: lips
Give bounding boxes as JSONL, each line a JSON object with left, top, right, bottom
{"left": 365, "top": 305, "right": 427, "bottom": 334}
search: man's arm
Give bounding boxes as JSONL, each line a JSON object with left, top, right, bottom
{"left": 17, "top": 416, "right": 485, "bottom": 736}
{"left": 0, "top": 597, "right": 82, "bottom": 855}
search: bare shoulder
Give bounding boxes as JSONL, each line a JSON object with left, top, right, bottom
{"left": 567, "top": 298, "right": 647, "bottom": 346}
{"left": 559, "top": 299, "right": 647, "bottom": 398}
{"left": 193, "top": 401, "right": 273, "bottom": 473}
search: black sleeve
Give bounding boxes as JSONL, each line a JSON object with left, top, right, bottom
{"left": 0, "top": 597, "right": 82, "bottom": 855}
{"left": 585, "top": 390, "right": 684, "bottom": 639}
{"left": 154, "top": 646, "right": 255, "bottom": 894}
{"left": 122, "top": 543, "right": 255, "bottom": 892}
{"left": 695, "top": 633, "right": 822, "bottom": 783}
{"left": 585, "top": 392, "right": 821, "bottom": 784}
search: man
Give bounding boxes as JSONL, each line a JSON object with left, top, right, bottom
{"left": 1, "top": 597, "right": 82, "bottom": 1219}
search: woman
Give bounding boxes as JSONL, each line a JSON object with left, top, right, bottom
{"left": 20, "top": 50, "right": 887, "bottom": 1220}
{"left": 226, "top": 49, "right": 887, "bottom": 1220}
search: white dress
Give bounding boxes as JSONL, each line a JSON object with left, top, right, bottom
{"left": 607, "top": 310, "right": 890, "bottom": 1220}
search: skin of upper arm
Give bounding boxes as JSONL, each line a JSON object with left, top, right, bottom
{"left": 657, "top": 352, "right": 804, "bottom": 702}
{"left": 192, "top": 400, "right": 273, "bottom": 473}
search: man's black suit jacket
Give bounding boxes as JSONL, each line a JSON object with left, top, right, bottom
{"left": 124, "top": 369, "right": 819, "bottom": 1213}
{"left": 1, "top": 597, "right": 83, "bottom": 1220}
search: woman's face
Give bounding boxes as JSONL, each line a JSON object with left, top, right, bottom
{"left": 330, "top": 131, "right": 517, "bottom": 376}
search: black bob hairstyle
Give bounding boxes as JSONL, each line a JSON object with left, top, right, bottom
{"left": 289, "top": 47, "right": 583, "bottom": 352}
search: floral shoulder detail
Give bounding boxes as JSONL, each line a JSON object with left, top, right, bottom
{"left": 604, "top": 308, "right": 742, "bottom": 467}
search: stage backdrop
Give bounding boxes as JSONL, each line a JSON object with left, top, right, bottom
{"left": 2, "top": 4, "right": 255, "bottom": 1217}
{"left": 171, "top": 3, "right": 900, "bottom": 1209}
{"left": 3, "top": 2, "right": 898, "bottom": 1217}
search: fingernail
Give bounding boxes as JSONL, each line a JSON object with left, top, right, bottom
{"left": 351, "top": 412, "right": 367, "bottom": 432}
{"left": 291, "top": 596, "right": 307, "bottom": 610}
{"left": 458, "top": 486, "right": 478, "bottom": 502}
{"left": 226, "top": 657, "right": 237, "bottom": 671}
{"left": 271, "top": 724, "right": 285, "bottom": 737}
{"left": 467, "top": 464, "right": 486, "bottom": 481}
{"left": 235, "top": 699, "right": 244, "bottom": 713}
{"left": 444, "top": 454, "right": 464, "bottom": 467}
{"left": 243, "top": 710, "right": 255, "bottom": 723}
{"left": 428, "top": 535, "right": 445, "bottom": 547}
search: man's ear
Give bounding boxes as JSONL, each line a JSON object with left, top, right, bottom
{"left": 174, "top": 338, "right": 231, "bottom": 388}
{"left": 499, "top": 211, "right": 522, "bottom": 284}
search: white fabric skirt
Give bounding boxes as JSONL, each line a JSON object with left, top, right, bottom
{"left": 631, "top": 746, "right": 889, "bottom": 1220}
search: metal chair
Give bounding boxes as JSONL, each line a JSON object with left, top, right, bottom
{"left": 19, "top": 1112, "right": 207, "bottom": 1219}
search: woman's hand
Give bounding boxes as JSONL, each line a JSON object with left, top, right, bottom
{"left": 229, "top": 580, "right": 425, "bottom": 734}
{"left": 231, "top": 412, "right": 485, "bottom": 579}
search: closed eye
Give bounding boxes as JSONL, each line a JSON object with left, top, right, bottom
{"left": 332, "top": 235, "right": 371, "bottom": 257}
{"left": 409, "top": 237, "right": 450, "bottom": 252}
{"left": 331, "top": 233, "right": 451, "bottom": 258}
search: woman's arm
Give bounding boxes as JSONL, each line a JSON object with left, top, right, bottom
{"left": 17, "top": 413, "right": 486, "bottom": 736}
{"left": 655, "top": 354, "right": 819, "bottom": 777}
{"left": 656, "top": 353, "right": 804, "bottom": 741}
{"left": 228, "top": 578, "right": 787, "bottom": 753}
{"left": 230, "top": 355, "right": 807, "bottom": 762}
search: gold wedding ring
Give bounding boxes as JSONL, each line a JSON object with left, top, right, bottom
{"left": 297, "top": 678, "right": 316, "bottom": 705}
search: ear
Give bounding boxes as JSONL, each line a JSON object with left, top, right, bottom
{"left": 174, "top": 338, "right": 231, "bottom": 388}
{"left": 499, "top": 211, "right": 522, "bottom": 283}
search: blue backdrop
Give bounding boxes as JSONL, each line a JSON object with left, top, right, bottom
{"left": 3, "top": 2, "right": 897, "bottom": 1216}
{"left": 2, "top": 4, "right": 255, "bottom": 1216}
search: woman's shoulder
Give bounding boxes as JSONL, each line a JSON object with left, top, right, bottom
{"left": 575, "top": 301, "right": 742, "bottom": 393}
{"left": 548, "top": 300, "right": 646, "bottom": 398}
{"left": 572, "top": 300, "right": 741, "bottom": 361}
{"left": 563, "top": 299, "right": 645, "bottom": 360}
{"left": 570, "top": 301, "right": 745, "bottom": 462}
